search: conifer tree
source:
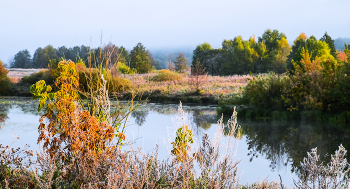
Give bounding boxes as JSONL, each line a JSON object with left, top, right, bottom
{"left": 129, "top": 43, "right": 151, "bottom": 73}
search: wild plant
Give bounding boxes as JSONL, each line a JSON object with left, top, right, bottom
{"left": 0, "top": 135, "right": 34, "bottom": 188}
{"left": 190, "top": 61, "right": 208, "bottom": 93}
{"left": 294, "top": 144, "right": 350, "bottom": 188}
{"left": 30, "top": 60, "right": 120, "bottom": 186}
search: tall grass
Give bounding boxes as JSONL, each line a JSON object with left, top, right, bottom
{"left": 126, "top": 73, "right": 251, "bottom": 99}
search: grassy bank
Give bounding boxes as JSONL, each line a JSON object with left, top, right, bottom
{"left": 117, "top": 73, "right": 250, "bottom": 104}
{"left": 6, "top": 68, "right": 251, "bottom": 103}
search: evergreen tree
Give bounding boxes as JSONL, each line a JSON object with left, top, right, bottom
{"left": 320, "top": 32, "right": 338, "bottom": 58}
{"left": 129, "top": 43, "right": 151, "bottom": 73}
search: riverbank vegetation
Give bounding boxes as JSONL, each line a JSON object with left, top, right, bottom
{"left": 1, "top": 60, "right": 350, "bottom": 188}
{"left": 2, "top": 29, "right": 350, "bottom": 122}
{"left": 219, "top": 35, "right": 350, "bottom": 123}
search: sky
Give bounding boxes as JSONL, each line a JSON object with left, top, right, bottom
{"left": 1, "top": 0, "right": 349, "bottom": 65}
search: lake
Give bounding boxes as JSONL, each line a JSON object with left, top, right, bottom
{"left": 1, "top": 97, "right": 349, "bottom": 187}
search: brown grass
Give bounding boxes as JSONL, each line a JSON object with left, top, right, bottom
{"left": 9, "top": 77, "right": 21, "bottom": 83}
{"left": 122, "top": 73, "right": 253, "bottom": 97}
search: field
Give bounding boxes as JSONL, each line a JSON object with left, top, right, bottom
{"left": 7, "top": 68, "right": 46, "bottom": 83}
{"left": 120, "top": 73, "right": 252, "bottom": 103}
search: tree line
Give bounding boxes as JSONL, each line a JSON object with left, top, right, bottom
{"left": 191, "top": 30, "right": 343, "bottom": 75}
{"left": 10, "top": 42, "right": 192, "bottom": 74}
{"left": 9, "top": 43, "right": 146, "bottom": 73}
{"left": 10, "top": 30, "right": 347, "bottom": 76}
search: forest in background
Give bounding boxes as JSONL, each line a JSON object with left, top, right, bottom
{"left": 2, "top": 29, "right": 350, "bottom": 123}
{"left": 7, "top": 43, "right": 193, "bottom": 71}
{"left": 6, "top": 30, "right": 349, "bottom": 76}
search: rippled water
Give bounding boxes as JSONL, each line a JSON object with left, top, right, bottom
{"left": 1, "top": 97, "right": 349, "bottom": 186}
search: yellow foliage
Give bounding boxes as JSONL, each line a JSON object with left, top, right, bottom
{"left": 294, "top": 48, "right": 322, "bottom": 74}
{"left": 32, "top": 60, "right": 116, "bottom": 162}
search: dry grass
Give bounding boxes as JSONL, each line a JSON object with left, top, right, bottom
{"left": 8, "top": 69, "right": 47, "bottom": 84}
{"left": 9, "top": 77, "right": 21, "bottom": 83}
{"left": 123, "top": 73, "right": 253, "bottom": 97}
{"left": 0, "top": 104, "right": 246, "bottom": 188}
{"left": 7, "top": 69, "right": 47, "bottom": 78}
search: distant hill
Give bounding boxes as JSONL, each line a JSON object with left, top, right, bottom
{"left": 334, "top": 38, "right": 350, "bottom": 51}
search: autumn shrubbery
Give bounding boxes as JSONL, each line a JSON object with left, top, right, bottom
{"left": 151, "top": 70, "right": 183, "bottom": 82}
{"left": 0, "top": 61, "right": 13, "bottom": 96}
{"left": 234, "top": 44, "right": 350, "bottom": 122}
{"left": 2, "top": 59, "right": 350, "bottom": 188}
{"left": 20, "top": 70, "right": 54, "bottom": 86}
{"left": 0, "top": 59, "right": 243, "bottom": 188}
{"left": 117, "top": 62, "right": 136, "bottom": 74}
{"left": 78, "top": 68, "right": 132, "bottom": 94}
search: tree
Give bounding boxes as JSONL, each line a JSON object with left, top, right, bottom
{"left": 129, "top": 43, "right": 151, "bottom": 73}
{"left": 258, "top": 29, "right": 290, "bottom": 72}
{"left": 221, "top": 36, "right": 260, "bottom": 75}
{"left": 273, "top": 37, "right": 291, "bottom": 73}
{"left": 32, "top": 45, "right": 57, "bottom": 68}
{"left": 11, "top": 49, "right": 32, "bottom": 68}
{"left": 174, "top": 52, "right": 189, "bottom": 73}
{"left": 56, "top": 46, "right": 70, "bottom": 60}
{"left": 100, "top": 43, "right": 120, "bottom": 68}
{"left": 0, "top": 60, "right": 12, "bottom": 95}
{"left": 166, "top": 53, "right": 175, "bottom": 71}
{"left": 79, "top": 45, "right": 91, "bottom": 63}
{"left": 118, "top": 46, "right": 130, "bottom": 64}
{"left": 56, "top": 45, "right": 91, "bottom": 65}
{"left": 287, "top": 33, "right": 333, "bottom": 74}
{"left": 286, "top": 33, "right": 307, "bottom": 72}
{"left": 191, "top": 61, "right": 207, "bottom": 92}
{"left": 191, "top": 43, "right": 220, "bottom": 75}
{"left": 320, "top": 32, "right": 337, "bottom": 58}
{"left": 192, "top": 43, "right": 212, "bottom": 66}
{"left": 147, "top": 50, "right": 160, "bottom": 69}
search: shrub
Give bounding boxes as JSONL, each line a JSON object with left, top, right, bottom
{"left": 20, "top": 70, "right": 54, "bottom": 86}
{"left": 243, "top": 73, "right": 290, "bottom": 110}
{"left": 0, "top": 60, "right": 13, "bottom": 96}
{"left": 78, "top": 69, "right": 131, "bottom": 94}
{"left": 107, "top": 74, "right": 132, "bottom": 92}
{"left": 294, "top": 144, "right": 350, "bottom": 188}
{"left": 117, "top": 62, "right": 134, "bottom": 74}
{"left": 151, "top": 71, "right": 182, "bottom": 82}
{"left": 30, "top": 60, "right": 122, "bottom": 186}
{"left": 158, "top": 69, "right": 171, "bottom": 74}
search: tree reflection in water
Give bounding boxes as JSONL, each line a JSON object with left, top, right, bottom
{"left": 0, "top": 103, "right": 10, "bottom": 127}
{"left": 132, "top": 109, "right": 149, "bottom": 126}
{"left": 4, "top": 98, "right": 348, "bottom": 180}
{"left": 237, "top": 118, "right": 350, "bottom": 177}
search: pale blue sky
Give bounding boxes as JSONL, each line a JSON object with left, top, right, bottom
{"left": 1, "top": 0, "right": 349, "bottom": 64}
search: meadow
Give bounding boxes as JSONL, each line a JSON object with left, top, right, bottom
{"left": 6, "top": 68, "right": 251, "bottom": 104}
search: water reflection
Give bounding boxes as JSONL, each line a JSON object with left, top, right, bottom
{"left": 0, "top": 104, "right": 10, "bottom": 126}
{"left": 2, "top": 98, "right": 350, "bottom": 186}
{"left": 238, "top": 119, "right": 350, "bottom": 176}
{"left": 130, "top": 103, "right": 219, "bottom": 133}
{"left": 132, "top": 110, "right": 148, "bottom": 126}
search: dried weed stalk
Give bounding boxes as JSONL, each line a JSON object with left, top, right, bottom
{"left": 0, "top": 135, "right": 34, "bottom": 188}
{"left": 294, "top": 144, "right": 350, "bottom": 189}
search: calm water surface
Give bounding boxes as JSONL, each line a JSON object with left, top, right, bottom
{"left": 1, "top": 97, "right": 350, "bottom": 187}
